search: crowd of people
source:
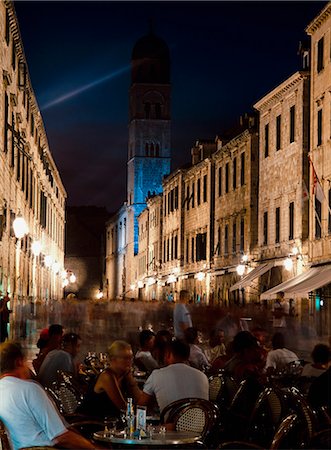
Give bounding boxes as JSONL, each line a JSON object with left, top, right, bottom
{"left": 0, "top": 289, "right": 330, "bottom": 450}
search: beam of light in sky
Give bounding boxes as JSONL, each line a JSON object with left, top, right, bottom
{"left": 41, "top": 64, "right": 131, "bottom": 110}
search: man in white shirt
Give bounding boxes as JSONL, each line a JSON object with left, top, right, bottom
{"left": 0, "top": 341, "right": 94, "bottom": 450}
{"left": 265, "top": 332, "right": 299, "bottom": 373}
{"left": 173, "top": 290, "right": 192, "bottom": 340}
{"left": 138, "top": 340, "right": 209, "bottom": 413}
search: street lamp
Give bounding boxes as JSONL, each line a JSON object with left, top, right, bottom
{"left": 12, "top": 215, "right": 29, "bottom": 338}
{"left": 69, "top": 273, "right": 76, "bottom": 283}
{"left": 31, "top": 240, "right": 42, "bottom": 257}
{"left": 236, "top": 264, "right": 246, "bottom": 276}
{"left": 284, "top": 257, "right": 293, "bottom": 271}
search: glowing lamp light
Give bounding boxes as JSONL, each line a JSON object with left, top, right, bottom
{"left": 292, "top": 246, "right": 299, "bottom": 256}
{"left": 284, "top": 257, "right": 293, "bottom": 271}
{"left": 236, "top": 264, "right": 245, "bottom": 276}
{"left": 13, "top": 216, "right": 29, "bottom": 239}
{"left": 196, "top": 272, "right": 205, "bottom": 281}
{"left": 62, "top": 279, "right": 69, "bottom": 288}
{"left": 61, "top": 270, "right": 68, "bottom": 280}
{"left": 31, "top": 240, "right": 42, "bottom": 257}
{"left": 130, "top": 284, "right": 136, "bottom": 291}
{"left": 96, "top": 291, "right": 103, "bottom": 300}
{"left": 44, "top": 255, "right": 53, "bottom": 268}
{"left": 52, "top": 262, "right": 60, "bottom": 274}
{"left": 167, "top": 274, "right": 177, "bottom": 283}
{"left": 242, "top": 254, "right": 249, "bottom": 263}
{"left": 137, "top": 280, "right": 144, "bottom": 288}
{"left": 173, "top": 267, "right": 180, "bottom": 274}
{"left": 69, "top": 273, "right": 76, "bottom": 283}
{"left": 147, "top": 277, "right": 156, "bottom": 286}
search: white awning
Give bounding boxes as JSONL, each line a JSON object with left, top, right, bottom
{"left": 260, "top": 265, "right": 331, "bottom": 299}
{"left": 230, "top": 262, "right": 274, "bottom": 292}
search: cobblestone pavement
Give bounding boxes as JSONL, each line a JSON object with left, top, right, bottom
{"left": 7, "top": 299, "right": 330, "bottom": 367}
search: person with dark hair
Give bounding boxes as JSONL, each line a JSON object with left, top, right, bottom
{"left": 307, "top": 366, "right": 331, "bottom": 414}
{"left": 265, "top": 332, "right": 299, "bottom": 373}
{"left": 135, "top": 329, "right": 159, "bottom": 374}
{"left": 32, "top": 324, "right": 64, "bottom": 374}
{"left": 184, "top": 327, "right": 210, "bottom": 371}
{"left": 38, "top": 332, "right": 81, "bottom": 387}
{"left": 301, "top": 344, "right": 330, "bottom": 377}
{"left": 153, "top": 329, "right": 172, "bottom": 367}
{"left": 205, "top": 328, "right": 226, "bottom": 363}
{"left": 0, "top": 341, "right": 95, "bottom": 450}
{"left": 224, "top": 331, "right": 264, "bottom": 382}
{"left": 0, "top": 292, "right": 12, "bottom": 343}
{"left": 138, "top": 339, "right": 208, "bottom": 413}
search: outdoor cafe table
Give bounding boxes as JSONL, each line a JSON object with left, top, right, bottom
{"left": 93, "top": 430, "right": 202, "bottom": 447}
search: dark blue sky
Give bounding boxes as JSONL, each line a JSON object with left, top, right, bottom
{"left": 14, "top": 1, "right": 326, "bottom": 212}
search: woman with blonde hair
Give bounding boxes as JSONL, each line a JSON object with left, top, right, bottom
{"left": 78, "top": 340, "right": 141, "bottom": 419}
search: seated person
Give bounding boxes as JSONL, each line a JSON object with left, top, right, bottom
{"left": 32, "top": 324, "right": 63, "bottom": 374}
{"left": 135, "top": 330, "right": 159, "bottom": 374}
{"left": 265, "top": 332, "right": 299, "bottom": 374}
{"left": 138, "top": 339, "right": 209, "bottom": 414}
{"left": 251, "top": 326, "right": 269, "bottom": 363}
{"left": 224, "top": 331, "right": 264, "bottom": 382}
{"left": 301, "top": 343, "right": 330, "bottom": 378}
{"left": 308, "top": 366, "right": 331, "bottom": 414}
{"left": 0, "top": 341, "right": 94, "bottom": 450}
{"left": 205, "top": 328, "right": 226, "bottom": 363}
{"left": 38, "top": 332, "right": 81, "bottom": 387}
{"left": 78, "top": 340, "right": 141, "bottom": 419}
{"left": 184, "top": 327, "right": 210, "bottom": 371}
{"left": 153, "top": 329, "right": 172, "bottom": 367}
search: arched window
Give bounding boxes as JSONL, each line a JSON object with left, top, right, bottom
{"left": 150, "top": 143, "right": 154, "bottom": 157}
{"left": 145, "top": 143, "right": 149, "bottom": 156}
{"left": 155, "top": 143, "right": 160, "bottom": 157}
{"left": 144, "top": 102, "right": 151, "bottom": 119}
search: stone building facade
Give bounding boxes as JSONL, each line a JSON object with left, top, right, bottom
{"left": 212, "top": 119, "right": 259, "bottom": 304}
{"left": 306, "top": 3, "right": 331, "bottom": 263}
{"left": 0, "top": 1, "right": 66, "bottom": 329}
{"left": 254, "top": 71, "right": 310, "bottom": 292}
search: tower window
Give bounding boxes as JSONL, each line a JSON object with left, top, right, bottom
{"left": 263, "top": 211, "right": 268, "bottom": 245}
{"left": 225, "top": 163, "right": 229, "bottom": 193}
{"left": 197, "top": 178, "right": 201, "bottom": 205}
{"left": 289, "top": 202, "right": 294, "bottom": 240}
{"left": 240, "top": 153, "right": 245, "bottom": 186}
{"left": 275, "top": 207, "right": 280, "bottom": 244}
{"left": 233, "top": 157, "right": 237, "bottom": 190}
{"left": 224, "top": 225, "right": 228, "bottom": 255}
{"left": 203, "top": 175, "right": 207, "bottom": 202}
{"left": 218, "top": 167, "right": 222, "bottom": 196}
{"left": 144, "top": 102, "right": 151, "bottom": 119}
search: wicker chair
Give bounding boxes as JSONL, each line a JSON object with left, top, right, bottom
{"left": 209, "top": 372, "right": 238, "bottom": 409}
{"left": 45, "top": 380, "right": 86, "bottom": 423}
{"left": 218, "top": 413, "right": 299, "bottom": 449}
{"left": 309, "top": 428, "right": 331, "bottom": 450}
{"left": 283, "top": 386, "right": 317, "bottom": 445}
{"left": 246, "top": 386, "right": 289, "bottom": 448}
{"left": 0, "top": 419, "right": 11, "bottom": 450}
{"left": 160, "top": 398, "right": 220, "bottom": 447}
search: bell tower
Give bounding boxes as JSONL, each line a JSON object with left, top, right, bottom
{"left": 127, "top": 29, "right": 171, "bottom": 255}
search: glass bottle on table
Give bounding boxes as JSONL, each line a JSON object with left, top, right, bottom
{"left": 126, "top": 397, "right": 135, "bottom": 438}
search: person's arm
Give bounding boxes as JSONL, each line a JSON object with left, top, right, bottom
{"left": 136, "top": 391, "right": 153, "bottom": 406}
{"left": 124, "top": 371, "right": 143, "bottom": 403}
{"left": 96, "top": 370, "right": 126, "bottom": 410}
{"left": 55, "top": 429, "right": 97, "bottom": 449}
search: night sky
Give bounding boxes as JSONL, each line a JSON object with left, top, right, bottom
{"left": 14, "top": 1, "right": 326, "bottom": 212}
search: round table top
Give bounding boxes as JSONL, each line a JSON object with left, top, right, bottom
{"left": 93, "top": 430, "right": 201, "bottom": 446}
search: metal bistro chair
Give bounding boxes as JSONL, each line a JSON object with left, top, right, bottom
{"left": 246, "top": 386, "right": 289, "bottom": 448}
{"left": 0, "top": 419, "right": 11, "bottom": 450}
{"left": 45, "top": 380, "right": 84, "bottom": 422}
{"left": 160, "top": 398, "right": 220, "bottom": 447}
{"left": 219, "top": 413, "right": 300, "bottom": 450}
{"left": 209, "top": 371, "right": 238, "bottom": 409}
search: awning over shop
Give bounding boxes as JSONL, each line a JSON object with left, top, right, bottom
{"left": 260, "top": 265, "right": 331, "bottom": 299}
{"left": 230, "top": 262, "right": 274, "bottom": 292}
